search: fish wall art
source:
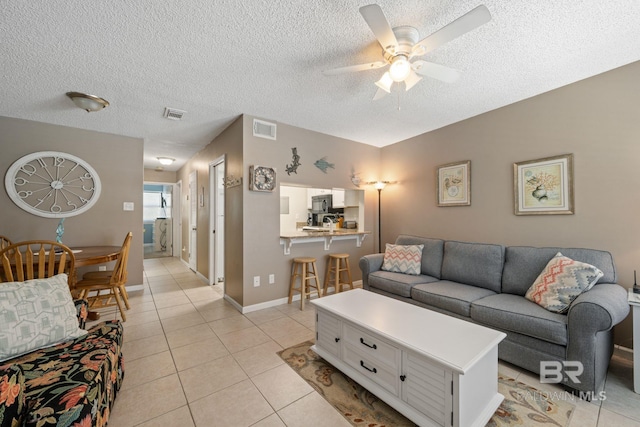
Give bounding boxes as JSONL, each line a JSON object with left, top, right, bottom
{"left": 314, "top": 157, "right": 335, "bottom": 174}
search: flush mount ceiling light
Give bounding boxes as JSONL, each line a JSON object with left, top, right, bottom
{"left": 322, "top": 4, "right": 491, "bottom": 100}
{"left": 66, "top": 92, "right": 110, "bottom": 112}
{"left": 157, "top": 157, "right": 175, "bottom": 166}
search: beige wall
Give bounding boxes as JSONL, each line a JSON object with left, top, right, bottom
{"left": 176, "top": 114, "right": 381, "bottom": 307}
{"left": 380, "top": 61, "right": 640, "bottom": 348}
{"left": 144, "top": 168, "right": 177, "bottom": 183}
{"left": 241, "top": 115, "right": 381, "bottom": 306}
{"left": 177, "top": 116, "right": 245, "bottom": 304}
{"left": 0, "top": 116, "right": 144, "bottom": 285}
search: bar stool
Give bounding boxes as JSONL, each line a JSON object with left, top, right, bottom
{"left": 289, "top": 257, "right": 322, "bottom": 310}
{"left": 323, "top": 253, "right": 354, "bottom": 295}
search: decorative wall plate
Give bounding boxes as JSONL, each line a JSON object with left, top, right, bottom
{"left": 249, "top": 165, "right": 276, "bottom": 192}
{"left": 5, "top": 151, "right": 102, "bottom": 218}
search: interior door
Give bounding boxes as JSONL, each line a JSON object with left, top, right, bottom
{"left": 209, "top": 157, "right": 225, "bottom": 287}
{"left": 189, "top": 171, "right": 197, "bottom": 271}
{"left": 173, "top": 180, "right": 182, "bottom": 258}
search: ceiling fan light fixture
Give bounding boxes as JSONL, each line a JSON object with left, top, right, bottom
{"left": 404, "top": 70, "right": 422, "bottom": 91}
{"left": 389, "top": 55, "right": 411, "bottom": 82}
{"left": 66, "top": 92, "right": 109, "bottom": 112}
{"left": 375, "top": 72, "right": 393, "bottom": 93}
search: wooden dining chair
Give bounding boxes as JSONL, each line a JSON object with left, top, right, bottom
{"left": 0, "top": 235, "right": 12, "bottom": 250}
{"left": 74, "top": 232, "right": 132, "bottom": 321}
{"left": 81, "top": 232, "right": 132, "bottom": 309}
{"left": 0, "top": 240, "right": 76, "bottom": 287}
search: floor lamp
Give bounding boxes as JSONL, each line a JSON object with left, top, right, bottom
{"left": 374, "top": 181, "right": 389, "bottom": 253}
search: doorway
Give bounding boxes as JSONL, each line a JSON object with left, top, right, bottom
{"left": 209, "top": 157, "right": 225, "bottom": 288}
{"left": 143, "top": 183, "right": 174, "bottom": 259}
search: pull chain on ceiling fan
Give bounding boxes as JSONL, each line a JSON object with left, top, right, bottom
{"left": 322, "top": 4, "right": 492, "bottom": 100}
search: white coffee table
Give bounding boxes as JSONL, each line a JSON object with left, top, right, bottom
{"left": 311, "top": 289, "right": 506, "bottom": 427}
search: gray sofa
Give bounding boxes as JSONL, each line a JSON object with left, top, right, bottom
{"left": 359, "top": 235, "right": 630, "bottom": 395}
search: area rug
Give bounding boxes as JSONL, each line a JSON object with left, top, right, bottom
{"left": 278, "top": 341, "right": 574, "bottom": 427}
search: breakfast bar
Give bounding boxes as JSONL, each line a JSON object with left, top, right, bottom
{"left": 280, "top": 229, "right": 370, "bottom": 255}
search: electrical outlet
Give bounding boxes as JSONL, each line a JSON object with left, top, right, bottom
{"left": 269, "top": 274, "right": 275, "bottom": 284}
{"left": 99, "top": 266, "right": 107, "bottom": 271}
{"left": 253, "top": 276, "right": 260, "bottom": 287}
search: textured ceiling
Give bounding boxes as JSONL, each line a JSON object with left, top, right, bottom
{"left": 1, "top": 1, "right": 639, "bottom": 171}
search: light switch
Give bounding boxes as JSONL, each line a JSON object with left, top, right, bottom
{"left": 123, "top": 202, "right": 134, "bottom": 211}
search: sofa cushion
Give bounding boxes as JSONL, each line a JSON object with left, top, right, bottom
{"left": 8, "top": 320, "right": 124, "bottom": 427}
{"left": 0, "top": 364, "right": 25, "bottom": 427}
{"left": 368, "top": 271, "right": 438, "bottom": 297}
{"left": 525, "top": 252, "right": 603, "bottom": 313}
{"left": 395, "top": 235, "right": 444, "bottom": 278}
{"left": 411, "top": 280, "right": 496, "bottom": 317}
{"left": 0, "top": 274, "right": 87, "bottom": 362}
{"left": 470, "top": 294, "right": 568, "bottom": 345}
{"left": 441, "top": 241, "right": 505, "bottom": 293}
{"left": 381, "top": 244, "right": 423, "bottom": 275}
{"left": 502, "top": 246, "right": 616, "bottom": 296}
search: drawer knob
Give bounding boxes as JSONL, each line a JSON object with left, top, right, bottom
{"left": 360, "top": 360, "right": 377, "bottom": 374}
{"left": 335, "top": 337, "right": 340, "bottom": 343}
{"left": 359, "top": 338, "right": 377, "bottom": 350}
{"left": 400, "top": 375, "right": 406, "bottom": 382}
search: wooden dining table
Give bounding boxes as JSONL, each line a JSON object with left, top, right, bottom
{"left": 71, "top": 246, "right": 121, "bottom": 268}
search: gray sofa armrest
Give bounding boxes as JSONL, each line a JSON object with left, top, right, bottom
{"left": 359, "top": 254, "right": 385, "bottom": 290}
{"left": 565, "top": 283, "right": 630, "bottom": 392}
{"left": 567, "top": 284, "right": 629, "bottom": 333}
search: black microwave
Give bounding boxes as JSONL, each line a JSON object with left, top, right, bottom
{"left": 311, "top": 194, "right": 332, "bottom": 213}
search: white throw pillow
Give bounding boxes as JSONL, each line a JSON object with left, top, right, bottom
{"left": 525, "top": 252, "right": 604, "bottom": 313}
{"left": 0, "top": 274, "right": 87, "bottom": 362}
{"left": 381, "top": 244, "right": 424, "bottom": 276}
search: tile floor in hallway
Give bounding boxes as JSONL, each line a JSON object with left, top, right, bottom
{"left": 95, "top": 256, "right": 640, "bottom": 427}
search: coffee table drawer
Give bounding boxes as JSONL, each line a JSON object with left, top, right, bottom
{"left": 343, "top": 323, "right": 401, "bottom": 370}
{"left": 343, "top": 343, "right": 400, "bottom": 396}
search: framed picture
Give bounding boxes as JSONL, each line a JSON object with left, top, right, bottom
{"left": 437, "top": 161, "right": 471, "bottom": 206}
{"left": 513, "top": 154, "right": 574, "bottom": 215}
{"left": 249, "top": 165, "right": 277, "bottom": 192}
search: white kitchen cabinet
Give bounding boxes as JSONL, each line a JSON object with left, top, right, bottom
{"left": 331, "top": 189, "right": 345, "bottom": 208}
{"left": 344, "top": 189, "right": 360, "bottom": 207}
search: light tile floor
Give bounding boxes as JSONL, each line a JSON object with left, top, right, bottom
{"left": 95, "top": 257, "right": 640, "bottom": 426}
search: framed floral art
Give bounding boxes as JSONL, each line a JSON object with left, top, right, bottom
{"left": 513, "top": 154, "right": 574, "bottom": 215}
{"left": 437, "top": 160, "right": 471, "bottom": 206}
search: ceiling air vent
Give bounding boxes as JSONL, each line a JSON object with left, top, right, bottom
{"left": 163, "top": 107, "right": 186, "bottom": 121}
{"left": 253, "top": 119, "right": 276, "bottom": 140}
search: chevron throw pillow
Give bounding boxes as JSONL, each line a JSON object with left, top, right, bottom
{"left": 381, "top": 244, "right": 424, "bottom": 276}
{"left": 525, "top": 252, "right": 604, "bottom": 313}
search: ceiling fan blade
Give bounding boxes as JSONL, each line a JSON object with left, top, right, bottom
{"left": 359, "top": 4, "right": 398, "bottom": 52}
{"left": 412, "top": 5, "right": 491, "bottom": 56}
{"left": 372, "top": 87, "right": 389, "bottom": 101}
{"left": 412, "top": 60, "right": 461, "bottom": 83}
{"left": 322, "top": 61, "right": 387, "bottom": 76}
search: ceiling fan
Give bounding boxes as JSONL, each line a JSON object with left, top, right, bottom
{"left": 323, "top": 4, "right": 492, "bottom": 100}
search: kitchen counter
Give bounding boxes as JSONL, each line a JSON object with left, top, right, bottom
{"left": 280, "top": 229, "right": 371, "bottom": 255}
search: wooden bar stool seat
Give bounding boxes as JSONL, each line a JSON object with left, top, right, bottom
{"left": 323, "top": 253, "right": 354, "bottom": 295}
{"left": 289, "top": 257, "right": 322, "bottom": 310}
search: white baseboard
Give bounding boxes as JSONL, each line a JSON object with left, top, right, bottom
{"left": 239, "top": 281, "right": 363, "bottom": 314}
